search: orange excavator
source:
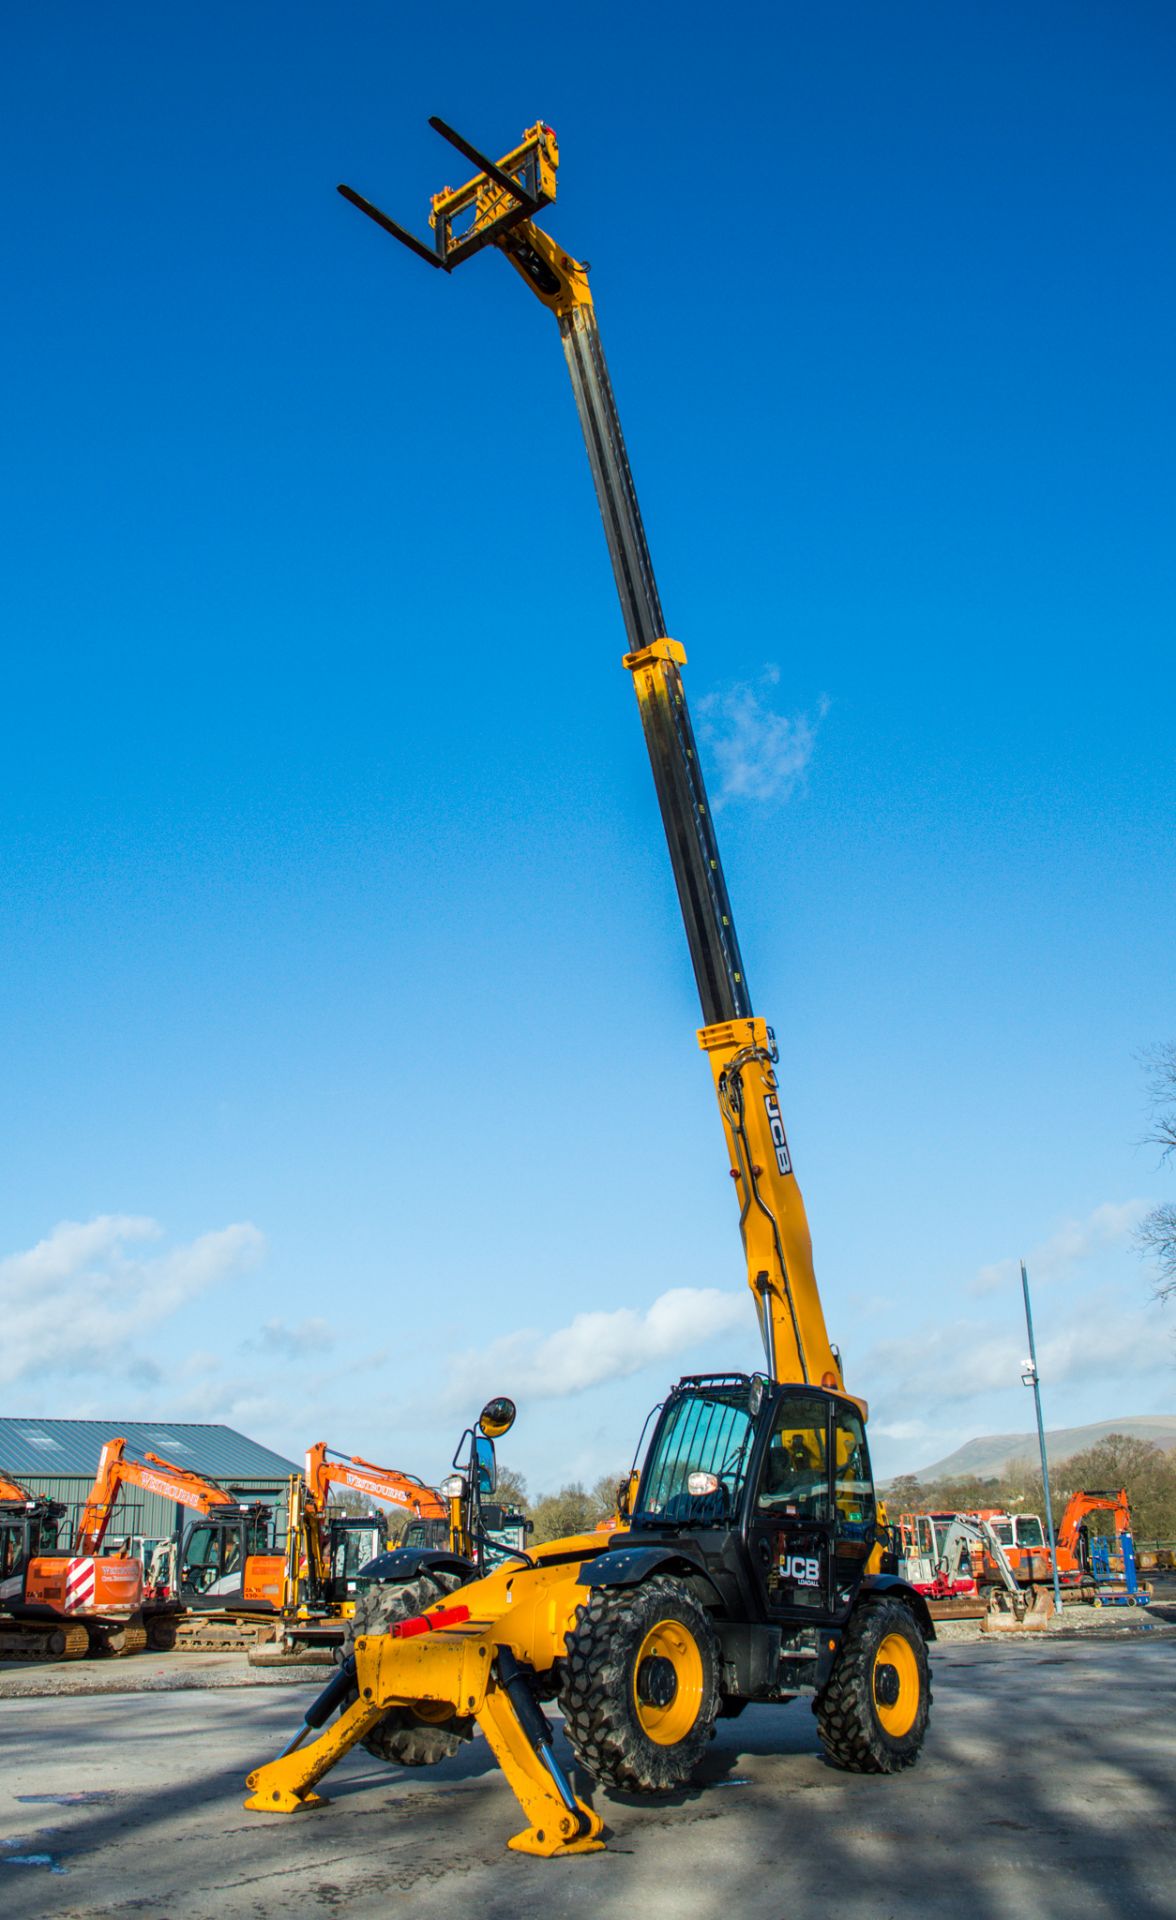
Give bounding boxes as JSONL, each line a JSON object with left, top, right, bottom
{"left": 304, "top": 1444, "right": 446, "bottom": 1529}
{"left": 72, "top": 1436, "right": 423, "bottom": 1660}
{"left": 76, "top": 1436, "right": 286, "bottom": 1619}
{"left": 303, "top": 1441, "right": 530, "bottom": 1576}
{"left": 259, "top": 1447, "right": 451, "bottom": 1660}
{"left": 260, "top": 1434, "right": 531, "bottom": 1662}
{"left": 0, "top": 1466, "right": 144, "bottom": 1658}
{"left": 1052, "top": 1488, "right": 1145, "bottom": 1597}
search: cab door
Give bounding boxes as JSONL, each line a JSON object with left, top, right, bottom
{"left": 747, "top": 1391, "right": 834, "bottom": 1619}
{"left": 829, "top": 1403, "right": 877, "bottom": 1612}
{"left": 179, "top": 1520, "right": 245, "bottom": 1607}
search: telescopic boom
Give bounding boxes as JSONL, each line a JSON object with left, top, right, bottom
{"left": 339, "top": 121, "right": 848, "bottom": 1399}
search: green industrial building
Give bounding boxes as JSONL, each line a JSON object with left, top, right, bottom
{"left": 0, "top": 1418, "right": 300, "bottom": 1548}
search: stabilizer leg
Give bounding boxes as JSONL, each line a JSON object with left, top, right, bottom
{"left": 244, "top": 1692, "right": 386, "bottom": 1812}
{"left": 477, "top": 1656, "right": 604, "bottom": 1857}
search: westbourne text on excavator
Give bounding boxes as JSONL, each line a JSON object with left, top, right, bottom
{"left": 244, "top": 119, "right": 934, "bottom": 1858}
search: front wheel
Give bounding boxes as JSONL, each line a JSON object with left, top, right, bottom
{"left": 342, "top": 1572, "right": 473, "bottom": 1766}
{"left": 815, "top": 1597, "right": 931, "bottom": 1773}
{"left": 559, "top": 1575, "right": 720, "bottom": 1792}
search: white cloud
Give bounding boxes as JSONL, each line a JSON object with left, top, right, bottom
{"left": 870, "top": 1419, "right": 930, "bottom": 1443}
{"left": 246, "top": 1317, "right": 336, "bottom": 1360}
{"left": 697, "top": 669, "right": 826, "bottom": 807}
{"left": 865, "top": 1286, "right": 1169, "bottom": 1427}
{"left": 0, "top": 1215, "right": 266, "bottom": 1391}
{"left": 970, "top": 1199, "right": 1149, "bottom": 1297}
{"left": 859, "top": 1197, "right": 1172, "bottom": 1464}
{"left": 445, "top": 1285, "right": 749, "bottom": 1407}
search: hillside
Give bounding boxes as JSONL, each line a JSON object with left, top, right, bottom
{"left": 904, "top": 1415, "right": 1176, "bottom": 1484}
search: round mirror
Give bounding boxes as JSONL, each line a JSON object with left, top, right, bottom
{"left": 478, "top": 1396, "right": 516, "bottom": 1440}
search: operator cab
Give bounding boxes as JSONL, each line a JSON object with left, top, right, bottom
{"left": 324, "top": 1514, "right": 386, "bottom": 1600}
{"left": 628, "top": 1373, "right": 878, "bottom": 1623}
{"left": 178, "top": 1506, "right": 276, "bottom": 1610}
{"left": 0, "top": 1500, "right": 64, "bottom": 1604}
{"left": 402, "top": 1517, "right": 449, "bottom": 1551}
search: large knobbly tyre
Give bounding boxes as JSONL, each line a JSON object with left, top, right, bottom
{"left": 559, "top": 1575, "right": 720, "bottom": 1793}
{"left": 343, "top": 1572, "right": 473, "bottom": 1766}
{"left": 816, "top": 1597, "right": 931, "bottom": 1773}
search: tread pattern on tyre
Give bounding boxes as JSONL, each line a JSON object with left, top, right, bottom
{"left": 559, "top": 1574, "right": 720, "bottom": 1793}
{"left": 342, "top": 1571, "right": 472, "bottom": 1766}
{"left": 815, "top": 1595, "right": 931, "bottom": 1774}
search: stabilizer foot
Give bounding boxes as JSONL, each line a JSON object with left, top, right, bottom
{"left": 244, "top": 1775, "right": 327, "bottom": 1813}
{"left": 507, "top": 1807, "right": 606, "bottom": 1856}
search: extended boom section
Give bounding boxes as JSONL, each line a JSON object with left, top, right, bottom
{"left": 338, "top": 118, "right": 844, "bottom": 1393}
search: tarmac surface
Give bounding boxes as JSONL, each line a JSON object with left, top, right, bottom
{"left": 2, "top": 1622, "right": 1174, "bottom": 1920}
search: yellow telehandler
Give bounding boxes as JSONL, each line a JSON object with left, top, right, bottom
{"left": 246, "top": 120, "right": 933, "bottom": 1857}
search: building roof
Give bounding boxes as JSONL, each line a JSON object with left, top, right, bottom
{"left": 0, "top": 1418, "right": 298, "bottom": 1484}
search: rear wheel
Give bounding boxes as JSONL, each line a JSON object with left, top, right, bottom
{"left": 342, "top": 1572, "right": 473, "bottom": 1766}
{"left": 816, "top": 1597, "right": 930, "bottom": 1773}
{"left": 559, "top": 1576, "right": 719, "bottom": 1792}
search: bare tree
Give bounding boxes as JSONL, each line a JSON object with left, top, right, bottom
{"left": 1138, "top": 1043, "right": 1176, "bottom": 1302}
{"left": 492, "top": 1465, "right": 530, "bottom": 1515}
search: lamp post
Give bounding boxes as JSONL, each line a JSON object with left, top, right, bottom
{"left": 1020, "top": 1259, "right": 1063, "bottom": 1618}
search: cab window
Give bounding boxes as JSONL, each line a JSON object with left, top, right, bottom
{"left": 245, "top": 1512, "right": 273, "bottom": 1555}
{"left": 636, "top": 1387, "right": 756, "bottom": 1523}
{"left": 0, "top": 1524, "right": 27, "bottom": 1578}
{"left": 755, "top": 1395, "right": 830, "bottom": 1520}
{"left": 182, "top": 1524, "right": 222, "bottom": 1591}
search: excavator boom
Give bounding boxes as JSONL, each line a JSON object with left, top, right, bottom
{"left": 305, "top": 1444, "right": 447, "bottom": 1521}
{"left": 1056, "top": 1487, "right": 1132, "bottom": 1558}
{"left": 74, "top": 1438, "right": 241, "bottom": 1555}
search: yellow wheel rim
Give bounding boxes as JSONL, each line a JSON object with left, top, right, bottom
{"left": 873, "top": 1631, "right": 920, "bottom": 1738}
{"left": 632, "top": 1618, "right": 704, "bottom": 1746}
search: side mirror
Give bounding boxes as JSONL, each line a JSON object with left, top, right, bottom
{"left": 478, "top": 1396, "right": 516, "bottom": 1441}
{"left": 473, "top": 1433, "right": 496, "bottom": 1494}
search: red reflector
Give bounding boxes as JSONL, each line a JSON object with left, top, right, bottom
{"left": 391, "top": 1614, "right": 431, "bottom": 1639}
{"left": 389, "top": 1602, "right": 470, "bottom": 1640}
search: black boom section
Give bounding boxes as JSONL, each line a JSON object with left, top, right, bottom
{"left": 558, "top": 308, "right": 665, "bottom": 655}
{"left": 629, "top": 647, "right": 752, "bottom": 1024}
{"left": 557, "top": 303, "right": 751, "bottom": 1023}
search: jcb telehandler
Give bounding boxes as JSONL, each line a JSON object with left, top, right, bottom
{"left": 246, "top": 120, "right": 933, "bottom": 1856}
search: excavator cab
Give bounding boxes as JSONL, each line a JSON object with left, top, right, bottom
{"left": 323, "top": 1515, "right": 386, "bottom": 1600}
{"left": 178, "top": 1505, "right": 281, "bottom": 1611}
{"left": 401, "top": 1516, "right": 449, "bottom": 1551}
{"left": 0, "top": 1498, "right": 63, "bottom": 1599}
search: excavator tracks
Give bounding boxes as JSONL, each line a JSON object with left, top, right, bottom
{"left": 0, "top": 1621, "right": 91, "bottom": 1661}
{"left": 159, "top": 1614, "right": 280, "bottom": 1654}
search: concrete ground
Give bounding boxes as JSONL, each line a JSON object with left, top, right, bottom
{"left": 2, "top": 1622, "right": 1174, "bottom": 1920}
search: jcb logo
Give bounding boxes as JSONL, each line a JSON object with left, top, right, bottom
{"left": 781, "top": 1555, "right": 820, "bottom": 1585}
{"left": 764, "top": 1096, "right": 792, "bottom": 1175}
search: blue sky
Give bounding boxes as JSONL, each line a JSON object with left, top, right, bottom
{"left": 2, "top": 3, "right": 1174, "bottom": 1496}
